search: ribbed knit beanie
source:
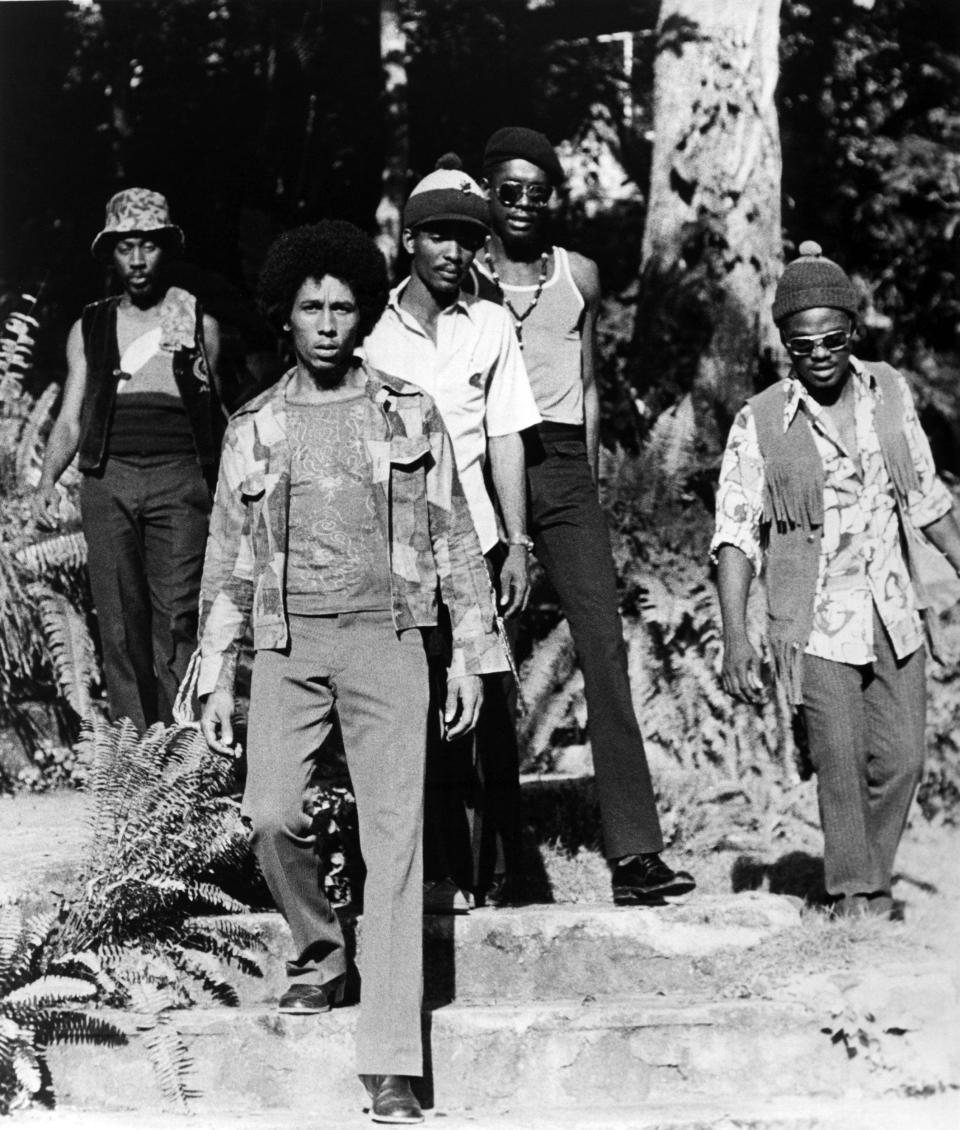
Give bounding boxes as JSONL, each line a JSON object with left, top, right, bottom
{"left": 482, "top": 126, "right": 564, "bottom": 185}
{"left": 402, "top": 154, "right": 490, "bottom": 233}
{"left": 772, "top": 240, "right": 858, "bottom": 324}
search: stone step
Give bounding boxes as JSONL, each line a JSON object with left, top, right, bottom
{"left": 47, "top": 962, "right": 957, "bottom": 1116}
{"left": 222, "top": 893, "right": 802, "bottom": 1007}
{"left": 17, "top": 1093, "right": 960, "bottom": 1130}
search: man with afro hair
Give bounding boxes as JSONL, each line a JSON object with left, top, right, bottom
{"left": 197, "top": 219, "right": 505, "bottom": 1123}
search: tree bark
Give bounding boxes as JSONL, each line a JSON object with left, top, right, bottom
{"left": 376, "top": 0, "right": 409, "bottom": 280}
{"left": 643, "top": 0, "right": 783, "bottom": 438}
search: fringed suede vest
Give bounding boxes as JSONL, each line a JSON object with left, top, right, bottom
{"left": 78, "top": 288, "right": 221, "bottom": 474}
{"left": 750, "top": 361, "right": 921, "bottom": 703}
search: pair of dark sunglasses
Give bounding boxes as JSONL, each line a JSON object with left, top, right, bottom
{"left": 495, "top": 181, "right": 553, "bottom": 208}
{"left": 785, "top": 329, "right": 851, "bottom": 356}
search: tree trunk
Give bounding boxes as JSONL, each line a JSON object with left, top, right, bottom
{"left": 376, "top": 0, "right": 409, "bottom": 280}
{"left": 642, "top": 0, "right": 783, "bottom": 441}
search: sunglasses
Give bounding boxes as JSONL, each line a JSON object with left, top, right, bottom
{"left": 784, "top": 329, "right": 851, "bottom": 356}
{"left": 495, "top": 181, "right": 553, "bottom": 208}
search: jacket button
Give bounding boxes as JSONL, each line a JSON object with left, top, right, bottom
{"left": 807, "top": 533, "right": 815, "bottom": 543}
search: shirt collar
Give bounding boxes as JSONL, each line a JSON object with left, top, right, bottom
{"left": 387, "top": 277, "right": 476, "bottom": 324}
{"left": 781, "top": 355, "right": 872, "bottom": 431}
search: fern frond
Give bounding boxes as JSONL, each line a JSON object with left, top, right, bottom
{"left": 643, "top": 393, "right": 696, "bottom": 495}
{"left": 28, "top": 584, "right": 97, "bottom": 717}
{"left": 142, "top": 1022, "right": 194, "bottom": 1111}
{"left": 0, "top": 910, "right": 57, "bottom": 999}
{"left": 181, "top": 928, "right": 264, "bottom": 980}
{"left": 16, "top": 532, "right": 87, "bottom": 580}
{"left": 15, "top": 382, "right": 59, "bottom": 488}
{"left": 2, "top": 976, "right": 96, "bottom": 1010}
{"left": 11, "top": 1045, "right": 41, "bottom": 1097}
{"left": 167, "top": 950, "right": 239, "bottom": 1007}
{"left": 518, "top": 619, "right": 576, "bottom": 750}
{"left": 34, "top": 1009, "right": 127, "bottom": 1049}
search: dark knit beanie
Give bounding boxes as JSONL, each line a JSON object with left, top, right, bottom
{"left": 402, "top": 154, "right": 490, "bottom": 233}
{"left": 482, "top": 126, "right": 564, "bottom": 185}
{"left": 772, "top": 241, "right": 859, "bottom": 324}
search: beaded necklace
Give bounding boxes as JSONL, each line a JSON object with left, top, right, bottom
{"left": 483, "top": 248, "right": 550, "bottom": 349}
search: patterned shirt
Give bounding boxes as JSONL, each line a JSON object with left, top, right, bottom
{"left": 197, "top": 365, "right": 507, "bottom": 696}
{"left": 711, "top": 359, "right": 953, "bottom": 665}
{"left": 285, "top": 396, "right": 392, "bottom": 614}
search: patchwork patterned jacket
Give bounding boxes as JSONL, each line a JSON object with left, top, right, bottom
{"left": 197, "top": 365, "right": 507, "bottom": 697}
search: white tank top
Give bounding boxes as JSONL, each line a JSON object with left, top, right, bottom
{"left": 476, "top": 246, "right": 585, "bottom": 425}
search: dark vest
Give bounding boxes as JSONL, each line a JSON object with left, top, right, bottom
{"left": 78, "top": 292, "right": 222, "bottom": 474}
{"left": 749, "top": 361, "right": 922, "bottom": 703}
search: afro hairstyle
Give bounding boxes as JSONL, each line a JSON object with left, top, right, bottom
{"left": 257, "top": 219, "right": 388, "bottom": 342}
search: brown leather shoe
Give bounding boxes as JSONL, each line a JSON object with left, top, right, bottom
{"left": 368, "top": 1074, "right": 423, "bottom": 1124}
{"left": 277, "top": 974, "right": 345, "bottom": 1014}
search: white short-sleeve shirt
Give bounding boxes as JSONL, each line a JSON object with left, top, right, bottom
{"left": 363, "top": 282, "right": 541, "bottom": 552}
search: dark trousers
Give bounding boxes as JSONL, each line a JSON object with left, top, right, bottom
{"left": 423, "top": 568, "right": 522, "bottom": 897}
{"left": 526, "top": 424, "right": 664, "bottom": 860}
{"left": 243, "top": 612, "right": 430, "bottom": 1076}
{"left": 423, "top": 657, "right": 521, "bottom": 897}
{"left": 799, "top": 610, "right": 926, "bottom": 897}
{"left": 80, "top": 455, "right": 211, "bottom": 731}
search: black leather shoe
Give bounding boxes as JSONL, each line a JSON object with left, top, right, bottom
{"left": 278, "top": 975, "right": 345, "bottom": 1014}
{"left": 366, "top": 1075, "right": 423, "bottom": 1124}
{"left": 612, "top": 853, "right": 696, "bottom": 904}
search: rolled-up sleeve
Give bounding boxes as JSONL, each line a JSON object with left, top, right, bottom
{"left": 710, "top": 406, "right": 766, "bottom": 575}
{"left": 483, "top": 308, "right": 541, "bottom": 438}
{"left": 896, "top": 374, "right": 954, "bottom": 529}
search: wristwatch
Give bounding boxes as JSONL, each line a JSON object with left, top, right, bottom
{"left": 507, "top": 534, "right": 534, "bottom": 552}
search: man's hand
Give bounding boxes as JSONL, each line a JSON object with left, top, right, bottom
{"left": 200, "top": 689, "right": 240, "bottom": 755}
{"left": 443, "top": 674, "right": 483, "bottom": 740}
{"left": 32, "top": 484, "right": 62, "bottom": 529}
{"left": 497, "top": 545, "right": 530, "bottom": 618}
{"left": 721, "top": 632, "right": 766, "bottom": 705}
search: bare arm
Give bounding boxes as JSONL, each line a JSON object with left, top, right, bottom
{"left": 488, "top": 430, "right": 529, "bottom": 617}
{"left": 568, "top": 252, "right": 601, "bottom": 484}
{"left": 201, "top": 313, "right": 228, "bottom": 416}
{"left": 35, "top": 319, "right": 87, "bottom": 520}
{"left": 717, "top": 543, "right": 765, "bottom": 704}
{"left": 923, "top": 505, "right": 960, "bottom": 575}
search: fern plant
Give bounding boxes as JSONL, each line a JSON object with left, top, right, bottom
{"left": 57, "top": 719, "right": 260, "bottom": 982}
{"left": 44, "top": 718, "right": 266, "bottom": 1107}
{"left": 0, "top": 292, "right": 102, "bottom": 781}
{"left": 0, "top": 905, "right": 125, "bottom": 1115}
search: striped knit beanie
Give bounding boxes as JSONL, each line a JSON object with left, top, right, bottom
{"left": 772, "top": 241, "right": 858, "bottom": 324}
{"left": 402, "top": 154, "right": 489, "bottom": 233}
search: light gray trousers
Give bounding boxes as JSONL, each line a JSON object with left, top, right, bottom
{"left": 243, "top": 610, "right": 430, "bottom": 1076}
{"left": 800, "top": 610, "right": 926, "bottom": 897}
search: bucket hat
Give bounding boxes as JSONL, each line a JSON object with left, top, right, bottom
{"left": 91, "top": 188, "right": 185, "bottom": 260}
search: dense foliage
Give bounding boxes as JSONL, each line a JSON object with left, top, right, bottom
{"left": 780, "top": 0, "right": 960, "bottom": 359}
